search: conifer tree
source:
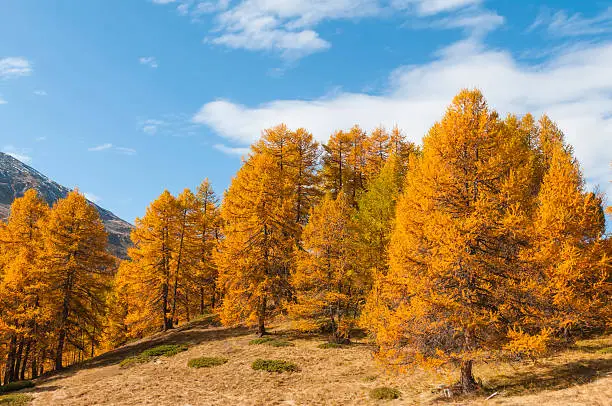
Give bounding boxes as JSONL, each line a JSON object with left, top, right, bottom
{"left": 526, "top": 141, "right": 609, "bottom": 336}
{"left": 42, "top": 191, "right": 114, "bottom": 370}
{"left": 0, "top": 190, "right": 49, "bottom": 382}
{"left": 121, "top": 190, "right": 179, "bottom": 334}
{"left": 364, "top": 90, "right": 537, "bottom": 392}
{"left": 216, "top": 152, "right": 296, "bottom": 336}
{"left": 289, "top": 194, "right": 362, "bottom": 343}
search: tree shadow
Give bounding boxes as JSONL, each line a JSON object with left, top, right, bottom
{"left": 485, "top": 357, "right": 612, "bottom": 397}
{"left": 35, "top": 319, "right": 251, "bottom": 385}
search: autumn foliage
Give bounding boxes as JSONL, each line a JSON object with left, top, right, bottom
{"left": 0, "top": 90, "right": 609, "bottom": 390}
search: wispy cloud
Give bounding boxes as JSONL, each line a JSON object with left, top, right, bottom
{"left": 0, "top": 96, "right": 6, "bottom": 105}
{"left": 116, "top": 147, "right": 137, "bottom": 156}
{"left": 529, "top": 7, "right": 612, "bottom": 37}
{"left": 139, "top": 115, "right": 199, "bottom": 137}
{"left": 84, "top": 192, "right": 102, "bottom": 204}
{"left": 2, "top": 145, "right": 32, "bottom": 163}
{"left": 33, "top": 90, "right": 47, "bottom": 96}
{"left": 153, "top": 0, "right": 495, "bottom": 59}
{"left": 0, "top": 57, "right": 32, "bottom": 79}
{"left": 139, "top": 56, "right": 159, "bottom": 68}
{"left": 88, "top": 143, "right": 113, "bottom": 152}
{"left": 88, "top": 143, "right": 137, "bottom": 155}
{"left": 35, "top": 136, "right": 47, "bottom": 142}
{"left": 213, "top": 144, "right": 250, "bottom": 156}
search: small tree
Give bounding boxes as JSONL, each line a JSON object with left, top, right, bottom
{"left": 289, "top": 194, "right": 362, "bottom": 343}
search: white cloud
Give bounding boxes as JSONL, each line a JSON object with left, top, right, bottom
{"left": 194, "top": 37, "right": 612, "bottom": 203}
{"left": 0, "top": 96, "right": 6, "bottom": 105}
{"left": 33, "top": 90, "right": 47, "bottom": 96}
{"left": 2, "top": 145, "right": 32, "bottom": 163}
{"left": 154, "top": 0, "right": 495, "bottom": 59}
{"left": 139, "top": 56, "right": 159, "bottom": 68}
{"left": 88, "top": 143, "right": 113, "bottom": 152}
{"left": 529, "top": 7, "right": 612, "bottom": 37}
{"left": 84, "top": 192, "right": 102, "bottom": 204}
{"left": 213, "top": 144, "right": 250, "bottom": 156}
{"left": 0, "top": 57, "right": 32, "bottom": 79}
{"left": 35, "top": 136, "right": 47, "bottom": 142}
{"left": 152, "top": 0, "right": 176, "bottom": 4}
{"left": 116, "top": 147, "right": 137, "bottom": 156}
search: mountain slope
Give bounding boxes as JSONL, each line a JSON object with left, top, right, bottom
{"left": 0, "top": 152, "right": 132, "bottom": 257}
{"left": 22, "top": 320, "right": 612, "bottom": 406}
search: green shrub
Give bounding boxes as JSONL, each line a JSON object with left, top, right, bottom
{"left": 0, "top": 382, "right": 34, "bottom": 394}
{"left": 251, "top": 359, "right": 299, "bottom": 373}
{"left": 119, "top": 354, "right": 150, "bottom": 369}
{"left": 142, "top": 344, "right": 188, "bottom": 357}
{"left": 120, "top": 344, "right": 188, "bottom": 368}
{"left": 597, "top": 347, "right": 612, "bottom": 354}
{"left": 0, "top": 394, "right": 33, "bottom": 406}
{"left": 188, "top": 357, "right": 228, "bottom": 369}
{"left": 370, "top": 387, "right": 401, "bottom": 400}
{"left": 317, "top": 342, "right": 347, "bottom": 349}
{"left": 249, "top": 337, "right": 275, "bottom": 345}
{"left": 249, "top": 338, "right": 294, "bottom": 347}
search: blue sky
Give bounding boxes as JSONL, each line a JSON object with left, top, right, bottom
{"left": 0, "top": 0, "right": 611, "bottom": 223}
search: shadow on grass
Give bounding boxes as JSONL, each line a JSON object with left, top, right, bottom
{"left": 35, "top": 317, "right": 251, "bottom": 386}
{"left": 485, "top": 357, "right": 612, "bottom": 397}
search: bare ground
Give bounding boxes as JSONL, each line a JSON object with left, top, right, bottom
{"left": 19, "top": 321, "right": 612, "bottom": 406}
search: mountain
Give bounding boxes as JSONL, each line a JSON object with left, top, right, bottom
{"left": 0, "top": 152, "right": 132, "bottom": 258}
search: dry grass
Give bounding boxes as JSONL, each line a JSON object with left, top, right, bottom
{"left": 0, "top": 394, "right": 33, "bottom": 406}
{"left": 28, "top": 322, "right": 612, "bottom": 406}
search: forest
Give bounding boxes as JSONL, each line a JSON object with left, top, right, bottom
{"left": 0, "top": 89, "right": 609, "bottom": 393}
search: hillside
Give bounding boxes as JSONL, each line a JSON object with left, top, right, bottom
{"left": 11, "top": 319, "right": 611, "bottom": 406}
{"left": 0, "top": 152, "right": 132, "bottom": 257}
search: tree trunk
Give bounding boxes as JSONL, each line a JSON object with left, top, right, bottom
{"left": 4, "top": 335, "right": 16, "bottom": 385}
{"left": 257, "top": 296, "right": 267, "bottom": 337}
{"left": 30, "top": 353, "right": 37, "bottom": 380}
{"left": 13, "top": 337, "right": 24, "bottom": 381}
{"left": 20, "top": 340, "right": 30, "bottom": 381}
{"left": 55, "top": 329, "right": 66, "bottom": 370}
{"left": 460, "top": 360, "right": 477, "bottom": 393}
{"left": 200, "top": 287, "right": 205, "bottom": 315}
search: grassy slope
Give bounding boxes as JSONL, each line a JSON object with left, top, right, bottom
{"left": 18, "top": 319, "right": 611, "bottom": 406}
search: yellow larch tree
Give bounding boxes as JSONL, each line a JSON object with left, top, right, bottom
{"left": 216, "top": 152, "right": 297, "bottom": 335}
{"left": 289, "top": 194, "right": 363, "bottom": 343}
{"left": 0, "top": 190, "right": 50, "bottom": 382}
{"left": 364, "top": 90, "right": 537, "bottom": 392}
{"left": 526, "top": 141, "right": 609, "bottom": 338}
{"left": 119, "top": 190, "right": 180, "bottom": 337}
{"left": 42, "top": 191, "right": 114, "bottom": 370}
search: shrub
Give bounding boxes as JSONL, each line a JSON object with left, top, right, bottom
{"left": 0, "top": 394, "right": 33, "bottom": 405}
{"left": 318, "top": 342, "right": 347, "bottom": 349}
{"left": 142, "top": 344, "right": 188, "bottom": 357}
{"left": 249, "top": 337, "right": 275, "bottom": 345}
{"left": 120, "top": 344, "right": 189, "bottom": 368}
{"left": 252, "top": 359, "right": 299, "bottom": 373}
{"left": 370, "top": 387, "right": 401, "bottom": 400}
{"left": 249, "top": 338, "right": 294, "bottom": 347}
{"left": 188, "top": 357, "right": 228, "bottom": 369}
{"left": 119, "top": 354, "right": 150, "bottom": 369}
{"left": 0, "top": 382, "right": 34, "bottom": 394}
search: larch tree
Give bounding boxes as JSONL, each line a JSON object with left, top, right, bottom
{"left": 192, "top": 179, "right": 222, "bottom": 314}
{"left": 0, "top": 190, "right": 50, "bottom": 383}
{"left": 289, "top": 194, "right": 363, "bottom": 343}
{"left": 216, "top": 152, "right": 297, "bottom": 336}
{"left": 364, "top": 90, "right": 538, "bottom": 392}
{"left": 121, "top": 190, "right": 179, "bottom": 335}
{"left": 42, "top": 191, "right": 114, "bottom": 370}
{"left": 526, "top": 141, "right": 609, "bottom": 338}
